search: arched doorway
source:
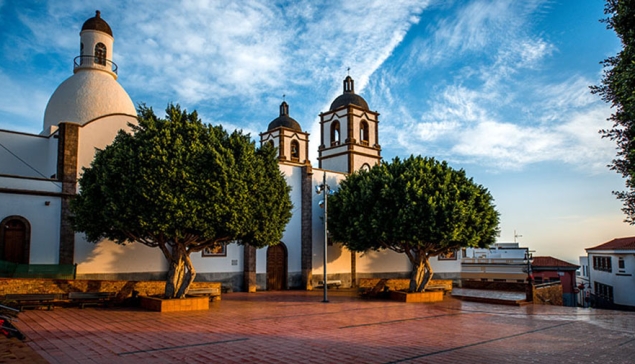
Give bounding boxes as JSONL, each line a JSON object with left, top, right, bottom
{"left": 267, "top": 243, "right": 288, "bottom": 290}
{"left": 1, "top": 216, "right": 31, "bottom": 264}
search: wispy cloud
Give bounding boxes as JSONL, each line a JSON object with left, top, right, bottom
{"left": 369, "top": 0, "right": 612, "bottom": 172}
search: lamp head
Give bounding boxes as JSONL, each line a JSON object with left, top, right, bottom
{"left": 319, "top": 200, "right": 325, "bottom": 208}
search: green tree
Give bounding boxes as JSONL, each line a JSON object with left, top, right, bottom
{"left": 592, "top": 0, "right": 635, "bottom": 222}
{"left": 71, "top": 104, "right": 292, "bottom": 298}
{"left": 328, "top": 156, "right": 499, "bottom": 292}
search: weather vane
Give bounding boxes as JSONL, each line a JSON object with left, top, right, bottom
{"left": 283, "top": 94, "right": 286, "bottom": 101}
{"left": 347, "top": 67, "right": 350, "bottom": 75}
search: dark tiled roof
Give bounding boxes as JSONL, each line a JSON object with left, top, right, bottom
{"left": 329, "top": 76, "right": 369, "bottom": 111}
{"left": 82, "top": 11, "right": 113, "bottom": 37}
{"left": 532, "top": 256, "right": 579, "bottom": 269}
{"left": 267, "top": 101, "right": 302, "bottom": 132}
{"left": 267, "top": 115, "right": 302, "bottom": 131}
{"left": 587, "top": 237, "right": 635, "bottom": 251}
{"left": 330, "top": 93, "right": 369, "bottom": 111}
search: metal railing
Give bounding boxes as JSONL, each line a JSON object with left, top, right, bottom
{"left": 73, "top": 55, "right": 118, "bottom": 74}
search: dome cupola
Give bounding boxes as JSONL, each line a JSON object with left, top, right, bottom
{"left": 81, "top": 10, "right": 113, "bottom": 36}
{"left": 267, "top": 101, "right": 302, "bottom": 132}
{"left": 329, "top": 76, "right": 369, "bottom": 111}
{"left": 42, "top": 11, "right": 135, "bottom": 133}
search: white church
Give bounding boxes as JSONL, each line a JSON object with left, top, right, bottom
{"left": 0, "top": 11, "right": 463, "bottom": 291}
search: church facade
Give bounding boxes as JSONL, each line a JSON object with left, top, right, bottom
{"left": 0, "top": 12, "right": 462, "bottom": 291}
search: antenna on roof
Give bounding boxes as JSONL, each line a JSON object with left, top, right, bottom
{"left": 514, "top": 229, "right": 522, "bottom": 244}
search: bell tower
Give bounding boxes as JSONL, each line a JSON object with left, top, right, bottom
{"left": 260, "top": 100, "right": 310, "bottom": 165}
{"left": 318, "top": 76, "right": 381, "bottom": 173}
{"left": 76, "top": 10, "right": 117, "bottom": 79}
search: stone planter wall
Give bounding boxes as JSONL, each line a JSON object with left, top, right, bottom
{"left": 0, "top": 278, "right": 221, "bottom": 302}
{"left": 389, "top": 290, "right": 444, "bottom": 303}
{"left": 139, "top": 296, "right": 210, "bottom": 312}
{"left": 358, "top": 278, "right": 453, "bottom": 292}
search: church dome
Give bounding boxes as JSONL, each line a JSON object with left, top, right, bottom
{"left": 43, "top": 71, "right": 136, "bottom": 130}
{"left": 81, "top": 10, "right": 112, "bottom": 36}
{"left": 267, "top": 101, "right": 302, "bottom": 131}
{"left": 329, "top": 76, "right": 369, "bottom": 111}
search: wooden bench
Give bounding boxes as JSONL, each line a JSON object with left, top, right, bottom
{"left": 318, "top": 280, "right": 342, "bottom": 288}
{"left": 68, "top": 292, "right": 115, "bottom": 309}
{"left": 188, "top": 288, "right": 221, "bottom": 301}
{"left": 4, "top": 294, "right": 60, "bottom": 311}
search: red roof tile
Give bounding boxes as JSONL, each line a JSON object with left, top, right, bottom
{"left": 531, "top": 256, "right": 579, "bottom": 269}
{"left": 586, "top": 237, "right": 635, "bottom": 251}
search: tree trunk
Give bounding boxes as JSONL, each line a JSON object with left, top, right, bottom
{"left": 164, "top": 244, "right": 196, "bottom": 298}
{"left": 408, "top": 252, "right": 434, "bottom": 293}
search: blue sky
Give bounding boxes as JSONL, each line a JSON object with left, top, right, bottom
{"left": 0, "top": 0, "right": 631, "bottom": 263}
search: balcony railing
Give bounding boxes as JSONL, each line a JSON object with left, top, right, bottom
{"left": 73, "top": 56, "right": 118, "bottom": 74}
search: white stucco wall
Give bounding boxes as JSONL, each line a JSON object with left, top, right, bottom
{"left": 589, "top": 252, "right": 635, "bottom": 307}
{"left": 0, "top": 130, "right": 56, "bottom": 178}
{"left": 74, "top": 235, "right": 167, "bottom": 274}
{"left": 191, "top": 244, "right": 244, "bottom": 274}
{"left": 0, "top": 191, "right": 61, "bottom": 264}
{"left": 255, "top": 164, "right": 303, "bottom": 274}
{"left": 78, "top": 115, "right": 137, "bottom": 177}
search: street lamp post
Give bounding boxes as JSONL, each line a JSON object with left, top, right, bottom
{"left": 523, "top": 250, "right": 534, "bottom": 302}
{"left": 315, "top": 172, "right": 332, "bottom": 303}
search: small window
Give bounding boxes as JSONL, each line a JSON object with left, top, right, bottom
{"left": 330, "top": 121, "right": 340, "bottom": 146}
{"left": 95, "top": 43, "right": 107, "bottom": 66}
{"left": 594, "top": 281, "right": 614, "bottom": 303}
{"left": 360, "top": 121, "right": 369, "bottom": 145}
{"left": 619, "top": 257, "right": 625, "bottom": 270}
{"left": 593, "top": 255, "right": 612, "bottom": 273}
{"left": 80, "top": 43, "right": 84, "bottom": 65}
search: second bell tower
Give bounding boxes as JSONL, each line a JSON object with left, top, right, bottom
{"left": 318, "top": 76, "right": 381, "bottom": 173}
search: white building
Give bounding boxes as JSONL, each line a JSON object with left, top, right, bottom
{"left": 0, "top": 11, "right": 463, "bottom": 291}
{"left": 585, "top": 237, "right": 635, "bottom": 310}
{"left": 461, "top": 242, "right": 530, "bottom": 283}
{"left": 577, "top": 256, "right": 590, "bottom": 307}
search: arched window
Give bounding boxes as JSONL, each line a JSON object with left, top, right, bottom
{"left": 360, "top": 121, "right": 369, "bottom": 145}
{"left": 1, "top": 216, "right": 31, "bottom": 264}
{"left": 331, "top": 121, "right": 340, "bottom": 146}
{"left": 290, "top": 140, "right": 300, "bottom": 160}
{"left": 95, "top": 43, "right": 107, "bottom": 66}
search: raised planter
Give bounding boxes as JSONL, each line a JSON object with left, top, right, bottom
{"left": 139, "top": 295, "right": 209, "bottom": 312}
{"left": 389, "top": 290, "right": 444, "bottom": 303}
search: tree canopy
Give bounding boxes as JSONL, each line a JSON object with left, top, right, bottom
{"left": 328, "top": 155, "right": 499, "bottom": 292}
{"left": 592, "top": 0, "right": 635, "bottom": 223}
{"left": 71, "top": 104, "right": 292, "bottom": 298}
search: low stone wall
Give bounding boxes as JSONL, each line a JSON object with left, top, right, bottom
{"left": 358, "top": 278, "right": 453, "bottom": 292}
{"left": 533, "top": 282, "right": 563, "bottom": 306}
{"left": 0, "top": 278, "right": 221, "bottom": 302}
{"left": 460, "top": 280, "right": 526, "bottom": 292}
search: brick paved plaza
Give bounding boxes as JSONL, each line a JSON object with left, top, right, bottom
{"left": 7, "top": 290, "right": 635, "bottom": 363}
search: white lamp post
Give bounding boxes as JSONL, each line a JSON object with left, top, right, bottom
{"left": 315, "top": 172, "right": 332, "bottom": 303}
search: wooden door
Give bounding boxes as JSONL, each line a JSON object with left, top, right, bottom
{"left": 267, "top": 243, "right": 287, "bottom": 290}
{"left": 3, "top": 219, "right": 26, "bottom": 263}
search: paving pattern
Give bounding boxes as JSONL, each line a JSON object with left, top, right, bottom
{"left": 8, "top": 290, "right": 635, "bottom": 363}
